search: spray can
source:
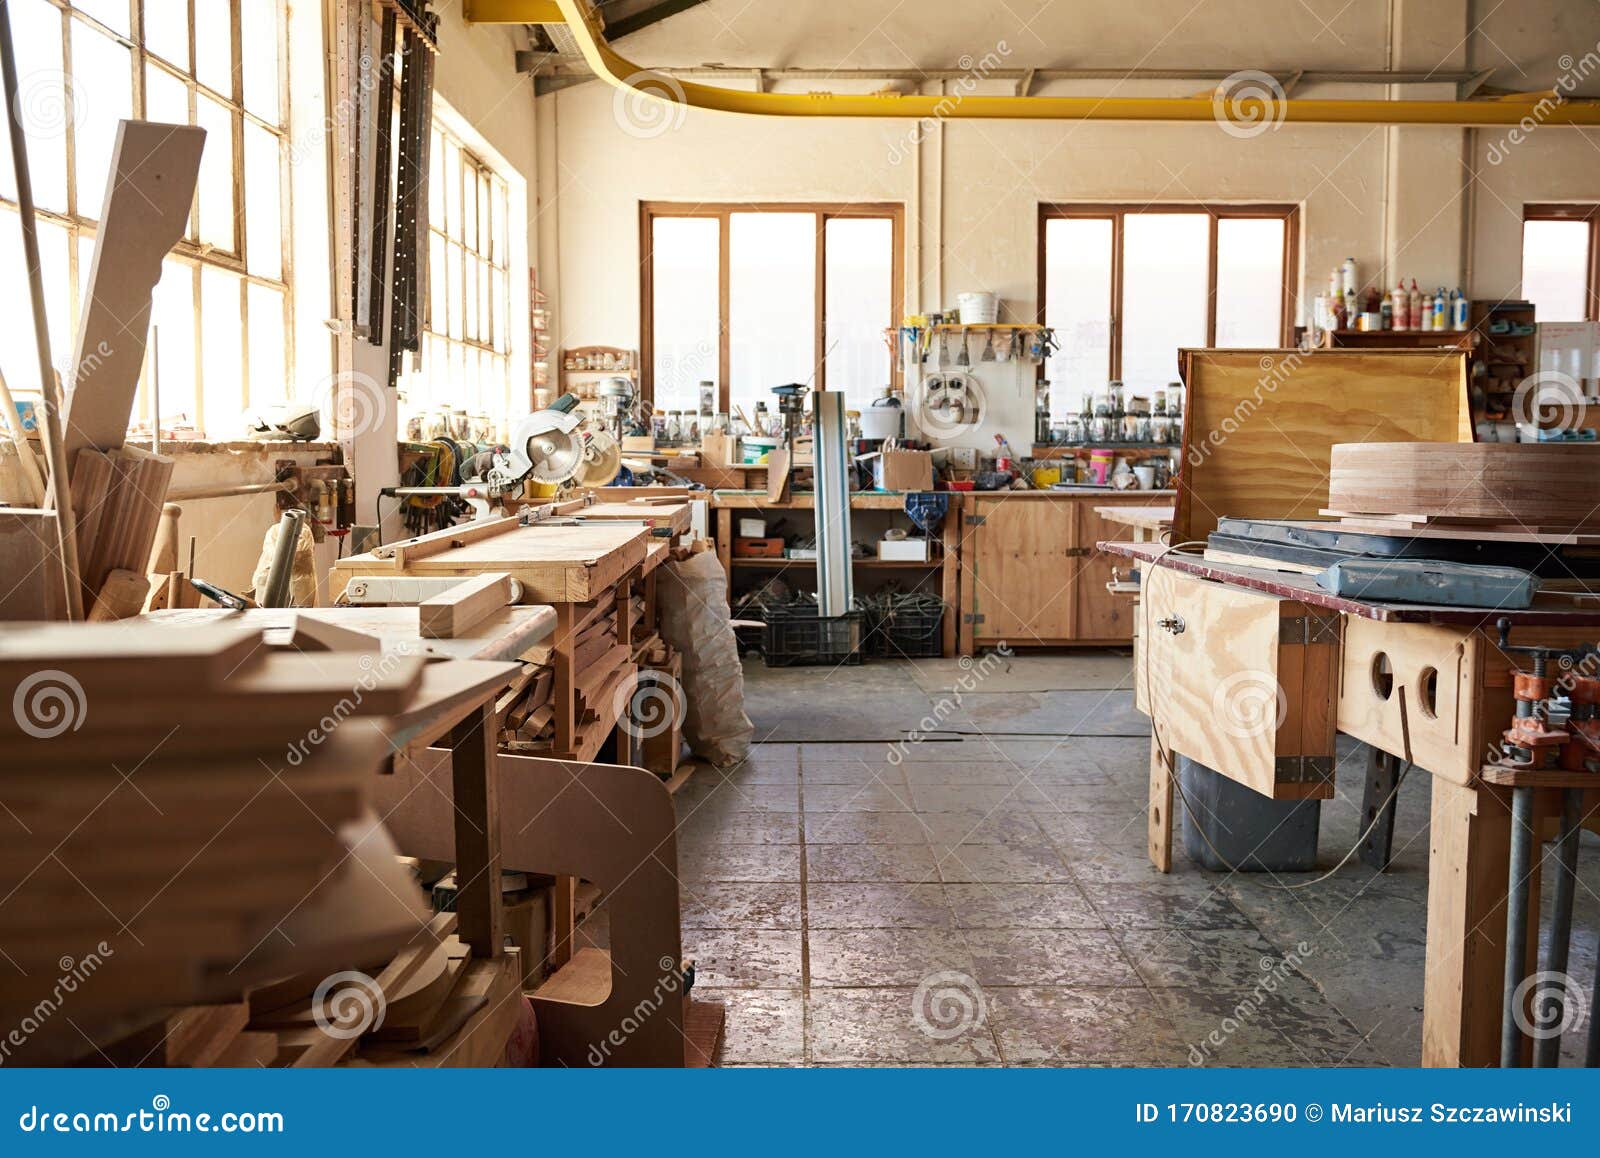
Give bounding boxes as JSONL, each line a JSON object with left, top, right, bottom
{"left": 1393, "top": 280, "right": 1410, "bottom": 330}
{"left": 1340, "top": 257, "right": 1358, "bottom": 297}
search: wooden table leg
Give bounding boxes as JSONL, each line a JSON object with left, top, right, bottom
{"left": 450, "top": 702, "right": 503, "bottom": 958}
{"left": 1423, "top": 776, "right": 1514, "bottom": 1066}
{"left": 1148, "top": 737, "right": 1175, "bottom": 873}
{"left": 553, "top": 601, "right": 575, "bottom": 755}
{"left": 1358, "top": 745, "right": 1401, "bottom": 871}
{"left": 550, "top": 874, "right": 576, "bottom": 970}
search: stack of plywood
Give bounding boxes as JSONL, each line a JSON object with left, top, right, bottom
{"left": 0, "top": 623, "right": 434, "bottom": 1063}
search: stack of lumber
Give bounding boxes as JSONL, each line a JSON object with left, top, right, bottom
{"left": 89, "top": 915, "right": 532, "bottom": 1067}
{"left": 1326, "top": 441, "right": 1600, "bottom": 531}
{"left": 69, "top": 444, "right": 174, "bottom": 620}
{"left": 497, "top": 662, "right": 556, "bottom": 749}
{"left": 0, "top": 623, "right": 436, "bottom": 1063}
{"left": 570, "top": 604, "right": 636, "bottom": 735}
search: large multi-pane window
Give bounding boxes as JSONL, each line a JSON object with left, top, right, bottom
{"left": 1040, "top": 204, "right": 1298, "bottom": 416}
{"left": 1523, "top": 205, "right": 1598, "bottom": 322}
{"left": 401, "top": 120, "right": 513, "bottom": 423}
{"left": 642, "top": 203, "right": 903, "bottom": 415}
{"left": 0, "top": 0, "right": 290, "bottom": 439}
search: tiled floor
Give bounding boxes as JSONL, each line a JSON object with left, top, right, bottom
{"left": 644, "top": 654, "right": 1600, "bottom": 1066}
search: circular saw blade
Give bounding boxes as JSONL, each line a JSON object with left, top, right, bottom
{"left": 573, "top": 432, "right": 623, "bottom": 487}
{"left": 523, "top": 428, "right": 584, "bottom": 483}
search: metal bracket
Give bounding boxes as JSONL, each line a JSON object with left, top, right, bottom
{"left": 1275, "top": 755, "right": 1334, "bottom": 784}
{"left": 964, "top": 613, "right": 985, "bottom": 625}
{"left": 1063, "top": 547, "right": 1090, "bottom": 558}
{"left": 965, "top": 514, "right": 987, "bottom": 527}
{"left": 1280, "top": 613, "right": 1340, "bottom": 645}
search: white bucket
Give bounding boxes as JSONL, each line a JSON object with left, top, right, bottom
{"left": 957, "top": 292, "right": 998, "bottom": 324}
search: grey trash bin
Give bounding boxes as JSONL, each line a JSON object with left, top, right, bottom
{"left": 1178, "top": 756, "right": 1320, "bottom": 872}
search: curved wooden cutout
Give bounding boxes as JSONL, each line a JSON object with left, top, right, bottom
{"left": 375, "top": 749, "right": 684, "bottom": 1066}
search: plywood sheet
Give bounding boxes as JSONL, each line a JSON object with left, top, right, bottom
{"left": 63, "top": 121, "right": 206, "bottom": 458}
{"left": 1175, "top": 348, "right": 1472, "bottom": 542}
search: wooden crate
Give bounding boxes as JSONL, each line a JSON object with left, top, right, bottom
{"left": 1140, "top": 565, "right": 1338, "bottom": 800}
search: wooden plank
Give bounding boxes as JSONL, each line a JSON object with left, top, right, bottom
{"left": 62, "top": 122, "right": 206, "bottom": 458}
{"left": 1328, "top": 442, "right": 1600, "bottom": 528}
{"left": 1148, "top": 737, "right": 1174, "bottom": 873}
{"left": 1174, "top": 348, "right": 1472, "bottom": 542}
{"left": 418, "top": 573, "right": 514, "bottom": 638}
{"left": 373, "top": 515, "right": 521, "bottom": 564}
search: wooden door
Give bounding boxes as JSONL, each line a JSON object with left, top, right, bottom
{"left": 965, "top": 498, "right": 1078, "bottom": 644}
{"left": 1074, "top": 501, "right": 1139, "bottom": 643}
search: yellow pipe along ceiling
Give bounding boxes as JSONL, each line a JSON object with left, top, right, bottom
{"left": 464, "top": 0, "right": 1600, "bottom": 128}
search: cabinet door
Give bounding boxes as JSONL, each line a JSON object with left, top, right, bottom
{"left": 1074, "top": 502, "right": 1138, "bottom": 642}
{"left": 966, "top": 499, "right": 1077, "bottom": 643}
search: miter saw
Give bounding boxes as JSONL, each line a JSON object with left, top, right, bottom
{"left": 384, "top": 392, "right": 626, "bottom": 520}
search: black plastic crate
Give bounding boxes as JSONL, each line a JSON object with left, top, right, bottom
{"left": 872, "top": 603, "right": 946, "bottom": 659}
{"left": 763, "top": 608, "right": 864, "bottom": 668}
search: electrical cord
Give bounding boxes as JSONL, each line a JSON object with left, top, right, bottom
{"left": 1139, "top": 540, "right": 1415, "bottom": 889}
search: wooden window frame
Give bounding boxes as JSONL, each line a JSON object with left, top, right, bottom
{"left": 1523, "top": 204, "right": 1600, "bottom": 322}
{"left": 1036, "top": 202, "right": 1300, "bottom": 380}
{"left": 639, "top": 201, "right": 905, "bottom": 413}
{"left": 0, "top": 0, "right": 294, "bottom": 436}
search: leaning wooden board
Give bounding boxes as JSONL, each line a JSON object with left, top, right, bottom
{"left": 1328, "top": 441, "right": 1600, "bottom": 528}
{"left": 1174, "top": 348, "right": 1472, "bottom": 542}
{"left": 332, "top": 522, "right": 649, "bottom": 603}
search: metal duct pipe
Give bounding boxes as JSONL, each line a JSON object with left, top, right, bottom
{"left": 465, "top": 0, "right": 1600, "bottom": 127}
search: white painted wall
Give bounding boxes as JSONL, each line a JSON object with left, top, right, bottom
{"left": 543, "top": 0, "right": 1600, "bottom": 450}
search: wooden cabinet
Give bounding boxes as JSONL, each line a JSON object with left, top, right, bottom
{"left": 958, "top": 493, "right": 1153, "bottom": 653}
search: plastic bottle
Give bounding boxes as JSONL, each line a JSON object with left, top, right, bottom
{"left": 1409, "top": 280, "right": 1425, "bottom": 332}
{"left": 1451, "top": 289, "right": 1470, "bottom": 331}
{"left": 1340, "top": 257, "right": 1358, "bottom": 297}
{"left": 1380, "top": 291, "right": 1394, "bottom": 331}
{"left": 1432, "top": 289, "right": 1447, "bottom": 331}
{"left": 1328, "top": 269, "right": 1341, "bottom": 303}
{"left": 1393, "top": 280, "right": 1409, "bottom": 330}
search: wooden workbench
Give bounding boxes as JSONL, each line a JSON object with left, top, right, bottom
{"left": 1107, "top": 541, "right": 1600, "bottom": 1067}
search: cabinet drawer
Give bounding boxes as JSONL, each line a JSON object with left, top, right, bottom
{"left": 1141, "top": 566, "right": 1339, "bottom": 800}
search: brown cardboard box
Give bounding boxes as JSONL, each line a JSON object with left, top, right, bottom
{"left": 873, "top": 449, "right": 934, "bottom": 492}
